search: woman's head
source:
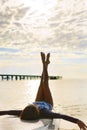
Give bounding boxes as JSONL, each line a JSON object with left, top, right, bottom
{"left": 20, "top": 104, "right": 40, "bottom": 120}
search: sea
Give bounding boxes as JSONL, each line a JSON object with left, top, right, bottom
{"left": 0, "top": 79, "right": 87, "bottom": 129}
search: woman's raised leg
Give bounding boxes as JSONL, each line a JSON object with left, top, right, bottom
{"left": 35, "top": 52, "right": 45, "bottom": 101}
{"left": 35, "top": 52, "right": 53, "bottom": 106}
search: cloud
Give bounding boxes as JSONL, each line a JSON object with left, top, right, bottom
{"left": 0, "top": 0, "right": 87, "bottom": 70}
{"left": 0, "top": 1, "right": 87, "bottom": 44}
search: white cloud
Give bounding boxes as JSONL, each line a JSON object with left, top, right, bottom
{"left": 0, "top": 0, "right": 87, "bottom": 78}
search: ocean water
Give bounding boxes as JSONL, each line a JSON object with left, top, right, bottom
{"left": 0, "top": 79, "right": 87, "bottom": 129}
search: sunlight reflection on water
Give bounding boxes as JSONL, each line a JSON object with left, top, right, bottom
{"left": 0, "top": 79, "right": 87, "bottom": 125}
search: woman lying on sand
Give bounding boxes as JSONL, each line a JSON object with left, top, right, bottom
{"left": 0, "top": 52, "right": 87, "bottom": 130}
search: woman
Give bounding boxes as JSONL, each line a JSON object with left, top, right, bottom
{"left": 0, "top": 52, "right": 87, "bottom": 130}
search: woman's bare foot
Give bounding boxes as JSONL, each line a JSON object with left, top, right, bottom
{"left": 41, "top": 52, "right": 45, "bottom": 64}
{"left": 46, "top": 53, "right": 50, "bottom": 65}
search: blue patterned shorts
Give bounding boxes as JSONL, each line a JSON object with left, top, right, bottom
{"left": 33, "top": 101, "right": 52, "bottom": 110}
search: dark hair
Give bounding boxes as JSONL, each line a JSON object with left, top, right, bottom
{"left": 20, "top": 104, "right": 40, "bottom": 120}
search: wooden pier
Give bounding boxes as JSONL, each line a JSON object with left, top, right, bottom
{"left": 0, "top": 74, "right": 62, "bottom": 80}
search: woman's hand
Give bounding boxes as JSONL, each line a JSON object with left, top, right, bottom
{"left": 77, "top": 119, "right": 87, "bottom": 130}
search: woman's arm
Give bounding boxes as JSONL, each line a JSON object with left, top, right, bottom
{"left": 53, "top": 112, "right": 87, "bottom": 130}
{"left": 40, "top": 109, "right": 78, "bottom": 123}
{"left": 40, "top": 109, "right": 87, "bottom": 130}
{"left": 0, "top": 110, "right": 22, "bottom": 116}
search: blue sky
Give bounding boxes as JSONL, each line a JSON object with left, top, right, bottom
{"left": 0, "top": 0, "right": 87, "bottom": 79}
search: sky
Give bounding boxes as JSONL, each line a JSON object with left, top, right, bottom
{"left": 0, "top": 0, "right": 87, "bottom": 79}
